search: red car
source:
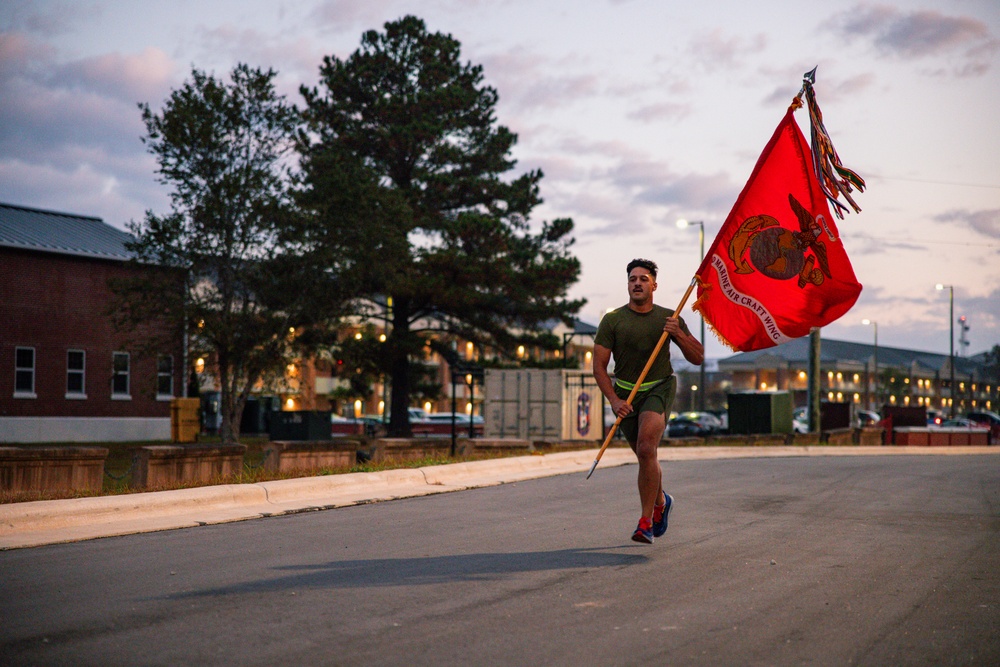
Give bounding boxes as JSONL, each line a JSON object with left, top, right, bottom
{"left": 965, "top": 410, "right": 1000, "bottom": 442}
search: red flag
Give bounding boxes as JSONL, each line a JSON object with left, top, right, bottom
{"left": 692, "top": 107, "right": 862, "bottom": 352}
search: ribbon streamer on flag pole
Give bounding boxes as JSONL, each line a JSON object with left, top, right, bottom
{"left": 797, "top": 67, "right": 866, "bottom": 220}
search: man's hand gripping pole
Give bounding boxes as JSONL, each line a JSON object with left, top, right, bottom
{"left": 585, "top": 278, "right": 698, "bottom": 479}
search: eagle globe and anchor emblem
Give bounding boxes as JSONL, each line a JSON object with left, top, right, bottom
{"left": 728, "top": 193, "right": 837, "bottom": 288}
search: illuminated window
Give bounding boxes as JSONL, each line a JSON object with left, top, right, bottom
{"left": 585, "top": 351, "right": 593, "bottom": 364}
{"left": 853, "top": 374, "right": 859, "bottom": 383}
{"left": 354, "top": 400, "right": 363, "bottom": 418}
{"left": 517, "top": 345, "right": 525, "bottom": 358}
{"left": 798, "top": 371, "right": 807, "bottom": 380}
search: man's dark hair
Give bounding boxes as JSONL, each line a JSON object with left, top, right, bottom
{"left": 627, "top": 258, "right": 658, "bottom": 279}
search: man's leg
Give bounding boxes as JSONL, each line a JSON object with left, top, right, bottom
{"left": 635, "top": 410, "right": 666, "bottom": 518}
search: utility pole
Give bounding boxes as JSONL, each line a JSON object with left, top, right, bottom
{"left": 808, "top": 328, "right": 821, "bottom": 433}
{"left": 677, "top": 218, "right": 706, "bottom": 411}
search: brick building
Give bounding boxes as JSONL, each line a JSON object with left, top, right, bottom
{"left": 716, "top": 336, "right": 996, "bottom": 415}
{"left": 1, "top": 203, "right": 184, "bottom": 443}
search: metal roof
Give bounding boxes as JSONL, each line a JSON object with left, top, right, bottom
{"left": 719, "top": 335, "right": 987, "bottom": 376}
{"left": 0, "top": 202, "right": 134, "bottom": 261}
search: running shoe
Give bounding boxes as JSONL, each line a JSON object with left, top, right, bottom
{"left": 652, "top": 492, "right": 674, "bottom": 538}
{"left": 631, "top": 516, "right": 654, "bottom": 544}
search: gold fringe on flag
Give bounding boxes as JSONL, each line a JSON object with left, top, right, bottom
{"left": 793, "top": 67, "right": 865, "bottom": 219}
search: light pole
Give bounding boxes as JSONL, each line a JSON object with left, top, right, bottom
{"left": 935, "top": 284, "right": 955, "bottom": 418}
{"left": 862, "top": 319, "right": 878, "bottom": 410}
{"left": 677, "top": 218, "right": 705, "bottom": 411}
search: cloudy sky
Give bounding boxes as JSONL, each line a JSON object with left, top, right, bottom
{"left": 2, "top": 0, "right": 998, "bottom": 360}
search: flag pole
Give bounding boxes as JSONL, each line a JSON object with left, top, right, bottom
{"left": 586, "top": 276, "right": 699, "bottom": 479}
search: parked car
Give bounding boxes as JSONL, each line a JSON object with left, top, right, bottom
{"left": 793, "top": 407, "right": 809, "bottom": 434}
{"left": 666, "top": 416, "right": 714, "bottom": 438}
{"left": 411, "top": 411, "right": 484, "bottom": 437}
{"left": 676, "top": 411, "right": 724, "bottom": 433}
{"left": 706, "top": 410, "right": 729, "bottom": 431}
{"left": 965, "top": 410, "right": 1000, "bottom": 440}
{"left": 855, "top": 410, "right": 881, "bottom": 428}
{"left": 940, "top": 418, "right": 981, "bottom": 429}
{"left": 330, "top": 414, "right": 365, "bottom": 437}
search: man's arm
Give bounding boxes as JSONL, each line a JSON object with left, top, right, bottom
{"left": 664, "top": 318, "right": 704, "bottom": 365}
{"left": 593, "top": 343, "right": 633, "bottom": 418}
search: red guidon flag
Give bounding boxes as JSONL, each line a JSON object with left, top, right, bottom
{"left": 692, "top": 106, "right": 862, "bottom": 351}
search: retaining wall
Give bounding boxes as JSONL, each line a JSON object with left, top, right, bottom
{"left": 130, "top": 444, "right": 247, "bottom": 489}
{"left": 0, "top": 446, "right": 108, "bottom": 493}
{"left": 262, "top": 440, "right": 358, "bottom": 473}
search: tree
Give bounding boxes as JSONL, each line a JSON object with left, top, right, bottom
{"left": 299, "top": 16, "right": 584, "bottom": 436}
{"left": 114, "top": 64, "right": 345, "bottom": 444}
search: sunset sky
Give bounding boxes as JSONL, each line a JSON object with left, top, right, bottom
{"left": 2, "top": 0, "right": 998, "bottom": 359}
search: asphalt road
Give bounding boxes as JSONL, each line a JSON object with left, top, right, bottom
{"left": 2, "top": 454, "right": 998, "bottom": 666}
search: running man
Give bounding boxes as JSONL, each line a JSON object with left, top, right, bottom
{"left": 593, "top": 258, "right": 704, "bottom": 543}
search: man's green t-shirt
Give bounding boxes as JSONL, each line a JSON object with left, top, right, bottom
{"left": 594, "top": 304, "right": 692, "bottom": 385}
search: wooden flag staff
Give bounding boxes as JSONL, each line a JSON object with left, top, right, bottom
{"left": 585, "top": 277, "right": 699, "bottom": 479}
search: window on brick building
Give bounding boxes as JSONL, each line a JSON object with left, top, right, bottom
{"left": 157, "top": 354, "right": 174, "bottom": 399}
{"left": 14, "top": 347, "right": 36, "bottom": 397}
{"left": 67, "top": 349, "right": 86, "bottom": 398}
{"left": 112, "top": 352, "right": 130, "bottom": 398}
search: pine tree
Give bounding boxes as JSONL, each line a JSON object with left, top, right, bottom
{"left": 299, "top": 16, "right": 583, "bottom": 436}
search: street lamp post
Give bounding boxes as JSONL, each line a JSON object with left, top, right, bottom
{"left": 677, "top": 218, "right": 705, "bottom": 411}
{"left": 935, "top": 284, "right": 955, "bottom": 418}
{"left": 862, "top": 319, "right": 878, "bottom": 410}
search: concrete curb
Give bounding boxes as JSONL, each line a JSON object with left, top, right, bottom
{"left": 1, "top": 445, "right": 996, "bottom": 549}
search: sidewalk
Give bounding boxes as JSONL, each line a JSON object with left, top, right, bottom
{"left": 1, "top": 445, "right": 996, "bottom": 549}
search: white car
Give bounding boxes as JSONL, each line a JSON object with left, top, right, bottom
{"left": 793, "top": 407, "right": 809, "bottom": 434}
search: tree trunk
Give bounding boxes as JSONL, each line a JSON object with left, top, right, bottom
{"left": 217, "top": 351, "right": 245, "bottom": 445}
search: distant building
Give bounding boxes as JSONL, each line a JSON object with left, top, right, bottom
{"left": 1, "top": 203, "right": 184, "bottom": 443}
{"left": 715, "top": 336, "right": 996, "bottom": 414}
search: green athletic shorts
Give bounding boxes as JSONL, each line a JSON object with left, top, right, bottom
{"left": 613, "top": 376, "right": 676, "bottom": 447}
